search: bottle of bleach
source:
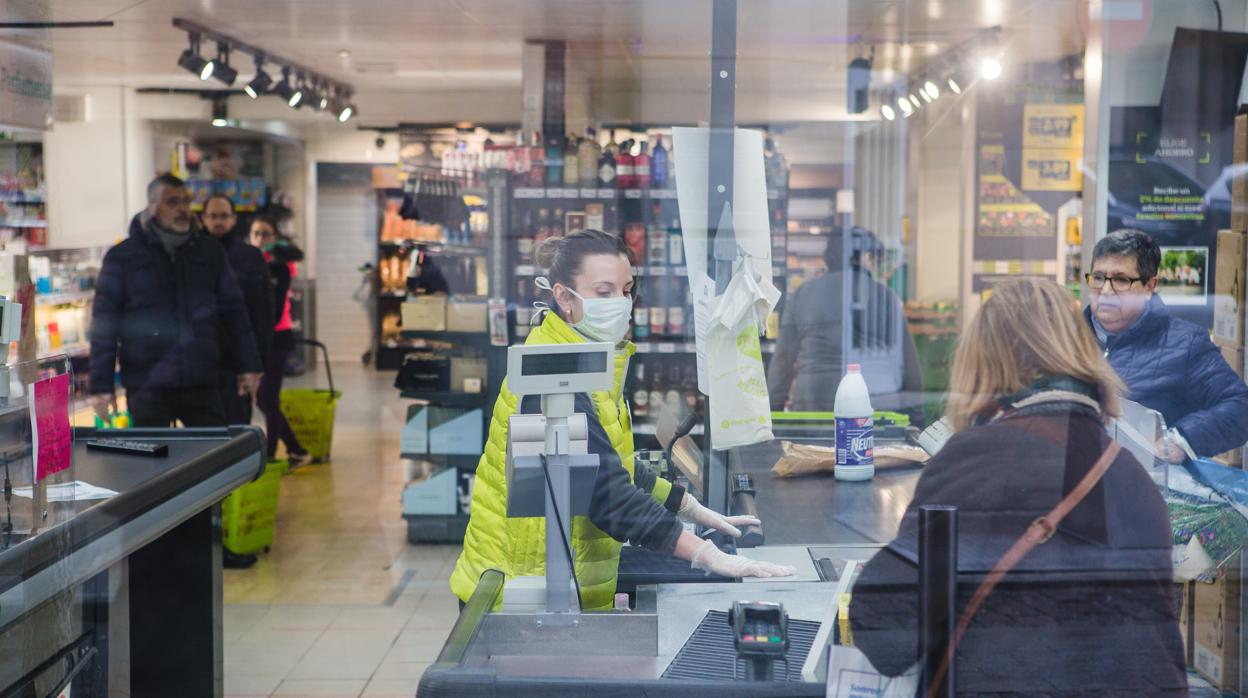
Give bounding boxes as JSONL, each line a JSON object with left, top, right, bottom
{"left": 834, "top": 364, "right": 874, "bottom": 481}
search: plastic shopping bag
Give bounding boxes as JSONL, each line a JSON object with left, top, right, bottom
{"left": 705, "top": 261, "right": 779, "bottom": 449}
{"left": 825, "top": 644, "right": 920, "bottom": 698}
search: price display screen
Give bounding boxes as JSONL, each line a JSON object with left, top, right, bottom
{"left": 522, "top": 351, "right": 608, "bottom": 376}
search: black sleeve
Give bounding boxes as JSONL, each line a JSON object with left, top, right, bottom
{"left": 631, "top": 460, "right": 686, "bottom": 512}
{"left": 241, "top": 249, "right": 275, "bottom": 360}
{"left": 847, "top": 547, "right": 922, "bottom": 677}
{"left": 520, "top": 394, "right": 684, "bottom": 553}
{"left": 217, "top": 250, "right": 262, "bottom": 374}
{"left": 88, "top": 246, "right": 124, "bottom": 394}
{"left": 767, "top": 286, "right": 801, "bottom": 410}
{"left": 269, "top": 260, "right": 291, "bottom": 325}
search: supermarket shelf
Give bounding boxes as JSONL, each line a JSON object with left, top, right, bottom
{"left": 399, "top": 390, "right": 487, "bottom": 405}
{"left": 38, "top": 343, "right": 89, "bottom": 360}
{"left": 632, "top": 421, "right": 704, "bottom": 437}
{"left": 633, "top": 340, "right": 776, "bottom": 354}
{"left": 513, "top": 186, "right": 681, "bottom": 200}
{"left": 36, "top": 290, "right": 94, "bottom": 305}
{"left": 0, "top": 193, "right": 44, "bottom": 203}
{"left": 0, "top": 220, "right": 47, "bottom": 228}
{"left": 400, "top": 452, "right": 480, "bottom": 466}
{"left": 379, "top": 241, "right": 486, "bottom": 256}
{"left": 515, "top": 264, "right": 689, "bottom": 278}
{"left": 398, "top": 330, "right": 492, "bottom": 343}
{"left": 380, "top": 290, "right": 407, "bottom": 299}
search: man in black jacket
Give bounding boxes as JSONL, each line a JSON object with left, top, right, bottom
{"left": 202, "top": 193, "right": 273, "bottom": 426}
{"left": 89, "top": 174, "right": 262, "bottom": 428}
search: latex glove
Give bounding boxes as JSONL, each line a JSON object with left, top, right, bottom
{"left": 678, "top": 493, "right": 760, "bottom": 538}
{"left": 238, "top": 372, "right": 262, "bottom": 399}
{"left": 690, "top": 539, "right": 795, "bottom": 579}
{"left": 91, "top": 393, "right": 116, "bottom": 422}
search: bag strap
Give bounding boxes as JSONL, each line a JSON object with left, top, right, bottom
{"left": 925, "top": 440, "right": 1121, "bottom": 697}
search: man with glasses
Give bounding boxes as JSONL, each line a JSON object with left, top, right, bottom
{"left": 201, "top": 193, "right": 273, "bottom": 427}
{"left": 1083, "top": 228, "right": 1248, "bottom": 461}
{"left": 89, "top": 175, "right": 262, "bottom": 430}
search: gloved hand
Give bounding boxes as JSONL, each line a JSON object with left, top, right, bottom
{"left": 678, "top": 493, "right": 760, "bottom": 538}
{"left": 690, "top": 539, "right": 795, "bottom": 579}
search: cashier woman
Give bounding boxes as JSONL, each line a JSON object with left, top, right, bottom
{"left": 450, "top": 229, "right": 794, "bottom": 610}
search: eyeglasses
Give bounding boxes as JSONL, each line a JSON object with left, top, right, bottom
{"left": 1084, "top": 272, "right": 1146, "bottom": 292}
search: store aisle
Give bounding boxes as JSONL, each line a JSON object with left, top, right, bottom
{"left": 223, "top": 361, "right": 461, "bottom": 698}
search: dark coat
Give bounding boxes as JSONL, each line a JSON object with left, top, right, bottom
{"left": 215, "top": 224, "right": 273, "bottom": 370}
{"left": 1084, "top": 294, "right": 1248, "bottom": 456}
{"left": 767, "top": 267, "right": 922, "bottom": 414}
{"left": 849, "top": 396, "right": 1187, "bottom": 696}
{"left": 89, "top": 214, "right": 261, "bottom": 394}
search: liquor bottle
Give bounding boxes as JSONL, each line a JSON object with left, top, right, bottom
{"left": 529, "top": 131, "right": 545, "bottom": 187}
{"left": 633, "top": 300, "right": 650, "bottom": 340}
{"left": 578, "top": 127, "right": 600, "bottom": 186}
{"left": 668, "top": 294, "right": 685, "bottom": 336}
{"left": 597, "top": 137, "right": 617, "bottom": 187}
{"left": 668, "top": 217, "right": 683, "bottom": 267}
{"left": 683, "top": 364, "right": 699, "bottom": 411}
{"left": 634, "top": 140, "right": 652, "bottom": 189}
{"left": 647, "top": 365, "right": 665, "bottom": 420}
{"left": 663, "top": 136, "right": 676, "bottom": 187}
{"left": 651, "top": 136, "right": 668, "bottom": 189}
{"left": 545, "top": 134, "right": 563, "bottom": 185}
{"left": 632, "top": 362, "right": 649, "bottom": 418}
{"left": 516, "top": 209, "right": 534, "bottom": 263}
{"left": 649, "top": 275, "right": 667, "bottom": 339}
{"left": 563, "top": 135, "right": 579, "bottom": 186}
{"left": 624, "top": 222, "right": 646, "bottom": 264}
{"left": 648, "top": 213, "right": 667, "bottom": 266}
{"left": 665, "top": 365, "right": 682, "bottom": 414}
{"left": 534, "top": 208, "right": 553, "bottom": 247}
{"left": 514, "top": 131, "right": 531, "bottom": 177}
{"left": 616, "top": 139, "right": 635, "bottom": 189}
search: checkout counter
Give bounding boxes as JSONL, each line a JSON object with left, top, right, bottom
{"left": 0, "top": 425, "right": 265, "bottom": 697}
{"left": 417, "top": 342, "right": 923, "bottom": 696}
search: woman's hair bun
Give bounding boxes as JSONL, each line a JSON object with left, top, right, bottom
{"left": 534, "top": 235, "right": 562, "bottom": 271}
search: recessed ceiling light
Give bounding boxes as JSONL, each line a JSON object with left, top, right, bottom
{"left": 338, "top": 49, "right": 351, "bottom": 59}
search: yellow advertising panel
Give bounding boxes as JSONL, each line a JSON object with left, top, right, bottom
{"left": 1023, "top": 104, "right": 1084, "bottom": 150}
{"left": 1021, "top": 148, "right": 1083, "bottom": 191}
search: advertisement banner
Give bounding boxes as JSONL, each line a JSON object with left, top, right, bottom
{"left": 0, "top": 40, "right": 52, "bottom": 132}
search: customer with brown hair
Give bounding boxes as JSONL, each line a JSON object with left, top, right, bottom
{"left": 849, "top": 277, "right": 1186, "bottom": 695}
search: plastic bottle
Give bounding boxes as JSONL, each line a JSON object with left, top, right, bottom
{"left": 834, "top": 364, "right": 874, "bottom": 481}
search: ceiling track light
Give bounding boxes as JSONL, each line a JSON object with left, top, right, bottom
{"left": 172, "top": 18, "right": 357, "bottom": 125}
{"left": 880, "top": 103, "right": 895, "bottom": 121}
{"left": 211, "top": 96, "right": 228, "bottom": 127}
{"left": 177, "top": 33, "right": 214, "bottom": 81}
{"left": 897, "top": 95, "right": 914, "bottom": 116}
{"left": 980, "top": 56, "right": 1003, "bottom": 80}
{"left": 947, "top": 76, "right": 962, "bottom": 94}
{"left": 212, "top": 42, "right": 237, "bottom": 86}
{"left": 244, "top": 56, "right": 271, "bottom": 98}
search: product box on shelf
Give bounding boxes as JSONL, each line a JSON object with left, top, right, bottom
{"left": 1180, "top": 581, "right": 1195, "bottom": 665}
{"left": 401, "top": 295, "right": 447, "bottom": 331}
{"left": 449, "top": 357, "right": 487, "bottom": 393}
{"left": 446, "top": 295, "right": 488, "bottom": 332}
{"left": 395, "top": 353, "right": 451, "bottom": 392}
{"left": 1214, "top": 229, "right": 1247, "bottom": 347}
{"left": 401, "top": 404, "right": 429, "bottom": 455}
{"left": 1192, "top": 560, "right": 1242, "bottom": 692}
{"left": 429, "top": 406, "right": 484, "bottom": 455}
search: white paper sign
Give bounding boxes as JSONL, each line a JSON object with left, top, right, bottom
{"left": 0, "top": 40, "right": 53, "bottom": 132}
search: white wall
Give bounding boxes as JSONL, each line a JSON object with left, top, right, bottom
{"left": 914, "top": 98, "right": 967, "bottom": 303}
{"left": 43, "top": 86, "right": 131, "bottom": 248}
{"left": 314, "top": 182, "right": 377, "bottom": 362}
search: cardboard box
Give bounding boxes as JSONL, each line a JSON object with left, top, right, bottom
{"left": 446, "top": 296, "right": 488, "bottom": 332}
{"left": 1181, "top": 581, "right": 1195, "bottom": 665}
{"left": 1193, "top": 563, "right": 1242, "bottom": 692}
{"left": 401, "top": 295, "right": 447, "bottom": 331}
{"left": 450, "top": 356, "right": 487, "bottom": 393}
{"left": 1213, "top": 230, "right": 1247, "bottom": 346}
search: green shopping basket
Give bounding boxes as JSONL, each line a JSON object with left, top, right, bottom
{"left": 279, "top": 339, "right": 341, "bottom": 463}
{"left": 222, "top": 458, "right": 287, "bottom": 555}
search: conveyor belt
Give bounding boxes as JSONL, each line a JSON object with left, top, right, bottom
{"left": 662, "top": 610, "right": 821, "bottom": 682}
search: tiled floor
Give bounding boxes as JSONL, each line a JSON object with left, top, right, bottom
{"left": 224, "top": 362, "right": 461, "bottom": 698}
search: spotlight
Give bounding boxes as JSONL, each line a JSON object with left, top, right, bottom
{"left": 211, "top": 43, "right": 237, "bottom": 85}
{"left": 177, "top": 33, "right": 214, "bottom": 81}
{"left": 211, "top": 97, "right": 228, "bottom": 127}
{"left": 898, "top": 95, "right": 914, "bottom": 115}
{"left": 311, "top": 83, "right": 329, "bottom": 111}
{"left": 244, "top": 59, "right": 272, "bottom": 99}
{"left": 947, "top": 76, "right": 962, "bottom": 94}
{"left": 909, "top": 94, "right": 921, "bottom": 108}
{"left": 923, "top": 80, "right": 940, "bottom": 100}
{"left": 980, "top": 57, "right": 1002, "bottom": 80}
{"left": 275, "top": 68, "right": 303, "bottom": 108}
{"left": 881, "top": 104, "right": 895, "bottom": 121}
{"left": 337, "top": 101, "right": 355, "bottom": 123}
{"left": 920, "top": 87, "right": 933, "bottom": 103}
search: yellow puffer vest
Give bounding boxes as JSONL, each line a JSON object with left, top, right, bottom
{"left": 450, "top": 313, "right": 669, "bottom": 610}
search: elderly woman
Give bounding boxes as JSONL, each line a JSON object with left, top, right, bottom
{"left": 849, "top": 277, "right": 1186, "bottom": 695}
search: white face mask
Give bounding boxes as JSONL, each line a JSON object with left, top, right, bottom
{"left": 537, "top": 276, "right": 632, "bottom": 343}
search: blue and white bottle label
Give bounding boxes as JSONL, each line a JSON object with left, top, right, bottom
{"left": 836, "top": 416, "right": 874, "bottom": 466}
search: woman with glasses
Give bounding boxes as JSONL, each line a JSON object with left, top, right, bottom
{"left": 450, "top": 229, "right": 792, "bottom": 611}
{"left": 1083, "top": 228, "right": 1248, "bottom": 461}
